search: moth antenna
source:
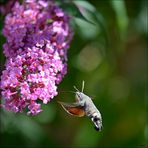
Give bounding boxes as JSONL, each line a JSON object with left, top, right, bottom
{"left": 81, "top": 80, "right": 85, "bottom": 92}
{"left": 73, "top": 85, "right": 80, "bottom": 92}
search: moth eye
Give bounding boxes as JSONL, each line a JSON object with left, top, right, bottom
{"left": 77, "top": 93, "right": 81, "bottom": 99}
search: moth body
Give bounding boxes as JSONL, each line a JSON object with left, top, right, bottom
{"left": 75, "top": 91, "right": 102, "bottom": 131}
{"left": 58, "top": 81, "right": 102, "bottom": 131}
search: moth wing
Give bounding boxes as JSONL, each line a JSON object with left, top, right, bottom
{"left": 58, "top": 101, "right": 85, "bottom": 117}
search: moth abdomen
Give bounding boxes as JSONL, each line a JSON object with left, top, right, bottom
{"left": 90, "top": 112, "right": 102, "bottom": 132}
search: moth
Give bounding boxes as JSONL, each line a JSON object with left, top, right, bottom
{"left": 58, "top": 81, "right": 102, "bottom": 131}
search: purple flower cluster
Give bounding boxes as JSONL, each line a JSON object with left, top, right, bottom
{"left": 0, "top": 0, "right": 73, "bottom": 115}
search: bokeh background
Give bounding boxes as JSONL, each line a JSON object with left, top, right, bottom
{"left": 0, "top": 0, "right": 147, "bottom": 147}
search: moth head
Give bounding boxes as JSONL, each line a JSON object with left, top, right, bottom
{"left": 74, "top": 81, "right": 86, "bottom": 102}
{"left": 91, "top": 113, "right": 102, "bottom": 132}
{"left": 76, "top": 92, "right": 88, "bottom": 101}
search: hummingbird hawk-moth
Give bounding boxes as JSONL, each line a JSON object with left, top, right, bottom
{"left": 58, "top": 81, "right": 102, "bottom": 131}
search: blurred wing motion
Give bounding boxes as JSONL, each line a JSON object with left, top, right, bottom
{"left": 58, "top": 101, "right": 85, "bottom": 117}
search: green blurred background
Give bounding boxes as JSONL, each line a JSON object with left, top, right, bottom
{"left": 0, "top": 0, "right": 147, "bottom": 147}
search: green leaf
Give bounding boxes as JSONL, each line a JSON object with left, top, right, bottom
{"left": 111, "top": 0, "right": 128, "bottom": 40}
{"left": 57, "top": 0, "right": 108, "bottom": 46}
{"left": 57, "top": 0, "right": 94, "bottom": 25}
{"left": 73, "top": 0, "right": 109, "bottom": 46}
